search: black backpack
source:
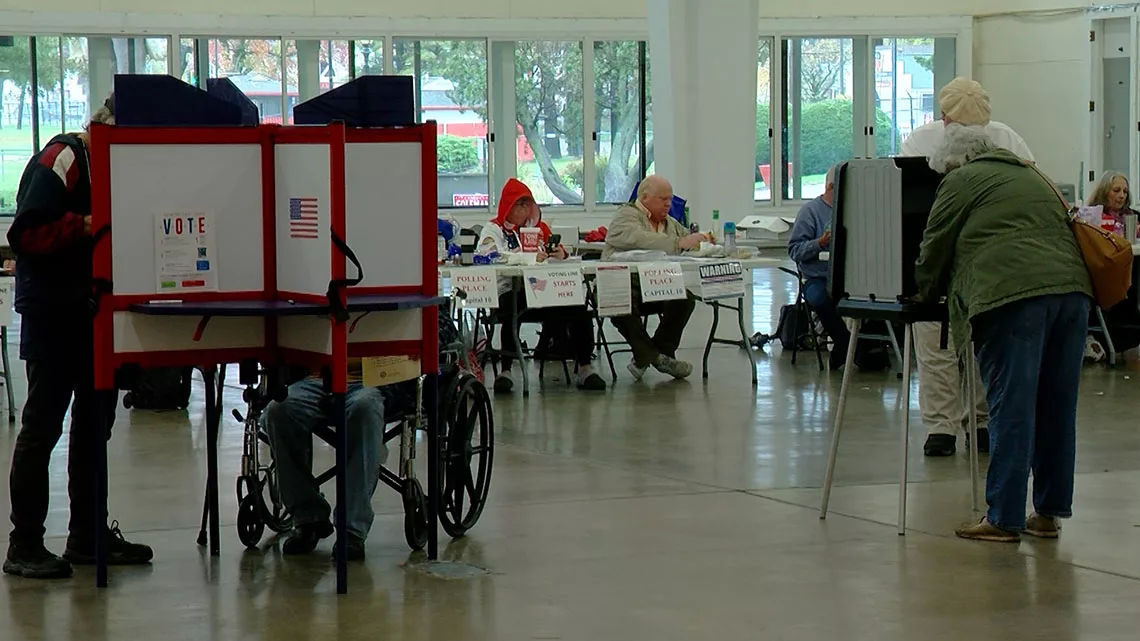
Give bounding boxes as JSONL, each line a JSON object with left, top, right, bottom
{"left": 123, "top": 367, "right": 193, "bottom": 411}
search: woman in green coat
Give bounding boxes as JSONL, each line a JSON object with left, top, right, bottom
{"left": 915, "top": 123, "right": 1093, "bottom": 543}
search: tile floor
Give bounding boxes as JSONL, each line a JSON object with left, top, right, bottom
{"left": 1, "top": 266, "right": 1138, "bottom": 640}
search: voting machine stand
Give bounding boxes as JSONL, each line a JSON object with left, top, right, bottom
{"left": 87, "top": 77, "right": 441, "bottom": 594}
{"left": 816, "top": 157, "right": 981, "bottom": 535}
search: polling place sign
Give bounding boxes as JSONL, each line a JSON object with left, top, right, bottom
{"left": 449, "top": 267, "right": 498, "bottom": 308}
{"left": 637, "top": 263, "right": 687, "bottom": 302}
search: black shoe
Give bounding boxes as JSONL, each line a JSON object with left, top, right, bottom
{"left": 923, "top": 434, "right": 957, "bottom": 457}
{"left": 330, "top": 535, "right": 366, "bottom": 562}
{"left": 492, "top": 373, "right": 515, "bottom": 394}
{"left": 63, "top": 521, "right": 153, "bottom": 566}
{"left": 282, "top": 521, "right": 334, "bottom": 555}
{"left": 577, "top": 372, "right": 607, "bottom": 391}
{"left": 967, "top": 428, "right": 991, "bottom": 454}
{"left": 3, "top": 542, "right": 73, "bottom": 579}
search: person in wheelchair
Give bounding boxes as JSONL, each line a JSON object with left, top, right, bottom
{"left": 262, "top": 315, "right": 449, "bottom": 560}
{"left": 475, "top": 178, "right": 606, "bottom": 393}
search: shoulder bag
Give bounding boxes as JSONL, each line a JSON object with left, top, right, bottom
{"left": 1025, "top": 161, "right": 1133, "bottom": 309}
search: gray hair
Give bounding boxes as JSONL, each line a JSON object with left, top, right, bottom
{"left": 1089, "top": 170, "right": 1130, "bottom": 210}
{"left": 85, "top": 93, "right": 115, "bottom": 129}
{"left": 929, "top": 123, "right": 994, "bottom": 174}
{"left": 636, "top": 174, "right": 672, "bottom": 201}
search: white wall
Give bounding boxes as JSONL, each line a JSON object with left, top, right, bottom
{"left": 973, "top": 11, "right": 1088, "bottom": 188}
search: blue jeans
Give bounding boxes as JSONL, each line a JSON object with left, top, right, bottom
{"left": 264, "top": 380, "right": 389, "bottom": 540}
{"left": 972, "top": 292, "right": 1089, "bottom": 531}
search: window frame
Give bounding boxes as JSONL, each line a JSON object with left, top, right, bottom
{"left": 0, "top": 14, "right": 971, "bottom": 223}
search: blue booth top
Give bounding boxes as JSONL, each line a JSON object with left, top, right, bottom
{"left": 112, "top": 74, "right": 249, "bottom": 127}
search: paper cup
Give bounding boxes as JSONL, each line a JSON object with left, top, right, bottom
{"left": 520, "top": 227, "right": 542, "bottom": 253}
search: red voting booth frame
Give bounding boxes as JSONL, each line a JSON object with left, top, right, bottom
{"left": 85, "top": 121, "right": 440, "bottom": 594}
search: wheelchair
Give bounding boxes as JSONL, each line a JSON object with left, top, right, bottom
{"left": 230, "top": 302, "right": 495, "bottom": 552}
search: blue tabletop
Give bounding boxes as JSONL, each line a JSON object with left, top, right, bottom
{"left": 129, "top": 294, "right": 446, "bottom": 317}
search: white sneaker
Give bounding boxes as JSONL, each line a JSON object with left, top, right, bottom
{"left": 627, "top": 361, "right": 647, "bottom": 382}
{"left": 652, "top": 355, "right": 693, "bottom": 380}
{"left": 1084, "top": 335, "right": 1105, "bottom": 363}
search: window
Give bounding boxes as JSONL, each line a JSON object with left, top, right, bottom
{"left": 782, "top": 37, "right": 854, "bottom": 201}
{"left": 755, "top": 38, "right": 772, "bottom": 201}
{"left": 514, "top": 41, "right": 583, "bottom": 206}
{"left": 286, "top": 39, "right": 350, "bottom": 124}
{"left": 593, "top": 40, "right": 648, "bottom": 204}
{"left": 203, "top": 38, "right": 285, "bottom": 123}
{"left": 873, "top": 37, "right": 956, "bottom": 155}
{"left": 393, "top": 39, "right": 489, "bottom": 209}
{"left": 0, "top": 37, "right": 35, "bottom": 213}
{"left": 64, "top": 37, "right": 171, "bottom": 127}
{"left": 351, "top": 39, "right": 384, "bottom": 77}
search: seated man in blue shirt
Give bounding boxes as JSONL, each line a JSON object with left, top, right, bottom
{"left": 787, "top": 166, "right": 879, "bottom": 371}
{"left": 264, "top": 315, "right": 456, "bottom": 560}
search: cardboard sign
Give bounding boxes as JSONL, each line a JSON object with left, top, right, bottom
{"left": 594, "top": 264, "right": 632, "bottom": 317}
{"left": 0, "top": 279, "right": 12, "bottom": 327}
{"left": 519, "top": 227, "right": 542, "bottom": 253}
{"left": 697, "top": 261, "right": 745, "bottom": 300}
{"left": 637, "top": 262, "right": 687, "bottom": 302}
{"left": 449, "top": 267, "right": 499, "bottom": 308}
{"left": 362, "top": 356, "right": 421, "bottom": 387}
{"left": 523, "top": 266, "right": 585, "bottom": 308}
{"left": 154, "top": 213, "right": 217, "bottom": 292}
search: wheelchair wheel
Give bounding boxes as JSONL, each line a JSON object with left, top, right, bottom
{"left": 236, "top": 492, "right": 264, "bottom": 549}
{"left": 438, "top": 372, "right": 494, "bottom": 538}
{"left": 402, "top": 478, "right": 429, "bottom": 551}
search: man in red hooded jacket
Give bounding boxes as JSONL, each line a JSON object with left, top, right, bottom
{"left": 476, "top": 179, "right": 606, "bottom": 393}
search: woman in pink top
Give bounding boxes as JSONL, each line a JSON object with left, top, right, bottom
{"left": 1087, "top": 171, "right": 1140, "bottom": 357}
{"left": 1089, "top": 171, "right": 1135, "bottom": 238}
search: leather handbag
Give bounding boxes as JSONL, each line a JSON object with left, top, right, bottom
{"left": 1026, "top": 161, "right": 1133, "bottom": 309}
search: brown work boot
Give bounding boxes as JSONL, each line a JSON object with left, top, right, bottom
{"left": 955, "top": 517, "right": 1020, "bottom": 543}
{"left": 1023, "top": 513, "right": 1061, "bottom": 539}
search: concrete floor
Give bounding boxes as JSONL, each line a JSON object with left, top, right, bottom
{"left": 2, "top": 266, "right": 1139, "bottom": 640}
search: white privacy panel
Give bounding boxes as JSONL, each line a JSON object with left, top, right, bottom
{"left": 345, "top": 142, "right": 424, "bottom": 289}
{"left": 109, "top": 144, "right": 264, "bottom": 295}
{"left": 113, "top": 313, "right": 264, "bottom": 353}
{"left": 277, "top": 316, "right": 333, "bottom": 355}
{"left": 276, "top": 143, "right": 332, "bottom": 296}
{"left": 346, "top": 309, "right": 423, "bottom": 344}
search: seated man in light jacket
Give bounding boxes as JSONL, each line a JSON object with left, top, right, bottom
{"left": 602, "top": 175, "right": 708, "bottom": 381}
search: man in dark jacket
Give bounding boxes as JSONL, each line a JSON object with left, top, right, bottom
{"left": 3, "top": 96, "right": 153, "bottom": 580}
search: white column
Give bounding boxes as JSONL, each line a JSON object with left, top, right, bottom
{"left": 296, "top": 40, "right": 321, "bottom": 103}
{"left": 88, "top": 37, "right": 115, "bottom": 117}
{"left": 648, "top": 0, "right": 759, "bottom": 232}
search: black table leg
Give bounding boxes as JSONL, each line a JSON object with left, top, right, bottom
{"left": 332, "top": 391, "right": 348, "bottom": 594}
{"left": 202, "top": 366, "right": 221, "bottom": 557}
{"left": 703, "top": 301, "right": 720, "bottom": 379}
{"left": 736, "top": 301, "right": 758, "bottom": 387}
{"left": 95, "top": 389, "right": 111, "bottom": 588}
{"left": 425, "top": 372, "right": 440, "bottom": 560}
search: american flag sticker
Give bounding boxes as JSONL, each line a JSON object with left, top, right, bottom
{"left": 528, "top": 277, "right": 547, "bottom": 292}
{"left": 288, "top": 197, "right": 319, "bottom": 239}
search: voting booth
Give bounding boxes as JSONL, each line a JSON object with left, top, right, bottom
{"left": 87, "top": 75, "right": 442, "bottom": 594}
{"left": 818, "top": 157, "right": 981, "bottom": 534}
